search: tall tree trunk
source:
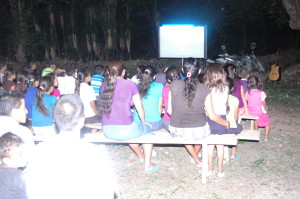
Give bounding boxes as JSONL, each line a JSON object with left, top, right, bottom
{"left": 86, "top": 34, "right": 92, "bottom": 60}
{"left": 9, "top": 0, "right": 27, "bottom": 62}
{"left": 106, "top": 0, "right": 117, "bottom": 50}
{"left": 282, "top": 0, "right": 300, "bottom": 30}
{"left": 125, "top": 3, "right": 131, "bottom": 59}
{"left": 49, "top": 6, "right": 57, "bottom": 59}
{"left": 60, "top": 10, "right": 66, "bottom": 49}
{"left": 92, "top": 33, "right": 100, "bottom": 59}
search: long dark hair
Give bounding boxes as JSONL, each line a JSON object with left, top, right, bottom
{"left": 99, "top": 60, "right": 124, "bottom": 115}
{"left": 247, "top": 76, "right": 263, "bottom": 90}
{"left": 138, "top": 65, "right": 156, "bottom": 98}
{"left": 166, "top": 67, "right": 180, "bottom": 83}
{"left": 182, "top": 58, "right": 200, "bottom": 108}
{"left": 27, "top": 72, "right": 39, "bottom": 87}
{"left": 76, "top": 67, "right": 90, "bottom": 95}
{"left": 36, "top": 76, "right": 54, "bottom": 116}
{"left": 16, "top": 70, "right": 28, "bottom": 94}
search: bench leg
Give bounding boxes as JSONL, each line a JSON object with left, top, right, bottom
{"left": 201, "top": 143, "right": 208, "bottom": 184}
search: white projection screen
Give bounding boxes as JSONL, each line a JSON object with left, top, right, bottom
{"left": 159, "top": 25, "right": 207, "bottom": 58}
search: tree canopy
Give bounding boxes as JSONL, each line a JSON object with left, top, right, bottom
{"left": 0, "top": 0, "right": 299, "bottom": 62}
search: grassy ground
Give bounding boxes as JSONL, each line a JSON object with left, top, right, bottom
{"left": 104, "top": 82, "right": 300, "bottom": 199}
{"left": 264, "top": 82, "right": 300, "bottom": 108}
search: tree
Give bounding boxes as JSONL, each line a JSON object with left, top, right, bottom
{"left": 282, "top": 0, "right": 300, "bottom": 30}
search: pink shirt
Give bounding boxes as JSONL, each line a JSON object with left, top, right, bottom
{"left": 246, "top": 89, "right": 266, "bottom": 116}
{"left": 52, "top": 88, "right": 61, "bottom": 98}
{"left": 162, "top": 84, "right": 170, "bottom": 121}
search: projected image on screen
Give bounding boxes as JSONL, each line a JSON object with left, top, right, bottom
{"left": 159, "top": 25, "right": 206, "bottom": 58}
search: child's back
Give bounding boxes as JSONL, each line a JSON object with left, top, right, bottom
{"left": 91, "top": 65, "right": 105, "bottom": 97}
{"left": 0, "top": 166, "right": 27, "bottom": 199}
{"left": 0, "top": 133, "right": 28, "bottom": 199}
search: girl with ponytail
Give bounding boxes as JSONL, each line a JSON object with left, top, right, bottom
{"left": 168, "top": 58, "right": 229, "bottom": 168}
{"left": 133, "top": 65, "right": 164, "bottom": 131}
{"left": 77, "top": 67, "right": 101, "bottom": 133}
{"left": 24, "top": 72, "right": 39, "bottom": 129}
{"left": 16, "top": 70, "right": 28, "bottom": 94}
{"left": 100, "top": 60, "right": 160, "bottom": 173}
{"left": 32, "top": 76, "right": 57, "bottom": 139}
{"left": 162, "top": 67, "right": 180, "bottom": 131}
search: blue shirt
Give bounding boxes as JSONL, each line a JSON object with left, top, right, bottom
{"left": 32, "top": 94, "right": 57, "bottom": 127}
{"left": 133, "top": 81, "right": 163, "bottom": 123}
{"left": 24, "top": 86, "right": 38, "bottom": 119}
{"left": 91, "top": 74, "right": 104, "bottom": 97}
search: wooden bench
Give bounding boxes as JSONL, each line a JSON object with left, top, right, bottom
{"left": 36, "top": 118, "right": 260, "bottom": 184}
{"left": 83, "top": 131, "right": 238, "bottom": 184}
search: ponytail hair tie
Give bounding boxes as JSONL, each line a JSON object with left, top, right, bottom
{"left": 186, "top": 72, "right": 192, "bottom": 78}
{"left": 39, "top": 86, "right": 44, "bottom": 91}
{"left": 144, "top": 69, "right": 150, "bottom": 74}
{"left": 173, "top": 74, "right": 179, "bottom": 78}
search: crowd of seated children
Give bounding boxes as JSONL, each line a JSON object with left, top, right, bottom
{"left": 0, "top": 58, "right": 271, "bottom": 178}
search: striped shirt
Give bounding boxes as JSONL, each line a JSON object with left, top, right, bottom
{"left": 91, "top": 74, "right": 104, "bottom": 97}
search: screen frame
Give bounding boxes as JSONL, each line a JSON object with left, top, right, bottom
{"left": 158, "top": 24, "right": 207, "bottom": 59}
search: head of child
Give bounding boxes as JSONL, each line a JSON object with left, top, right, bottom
{"left": 4, "top": 68, "right": 16, "bottom": 81}
{"left": 29, "top": 62, "right": 37, "bottom": 71}
{"left": 27, "top": 73, "right": 39, "bottom": 87}
{"left": 0, "top": 62, "right": 7, "bottom": 74}
{"left": 247, "top": 76, "right": 263, "bottom": 90}
{"left": 44, "top": 60, "right": 56, "bottom": 71}
{"left": 16, "top": 70, "right": 28, "bottom": 94}
{"left": 37, "top": 76, "right": 54, "bottom": 116}
{"left": 155, "top": 63, "right": 165, "bottom": 74}
{"left": 138, "top": 65, "right": 157, "bottom": 97}
{"left": 65, "top": 64, "right": 76, "bottom": 77}
{"left": 53, "top": 94, "right": 84, "bottom": 132}
{"left": 94, "top": 65, "right": 105, "bottom": 76}
{"left": 182, "top": 57, "right": 200, "bottom": 79}
{"left": 224, "top": 64, "right": 236, "bottom": 79}
{"left": 46, "top": 72, "right": 58, "bottom": 87}
{"left": 236, "top": 68, "right": 250, "bottom": 79}
{"left": 78, "top": 67, "right": 91, "bottom": 83}
{"left": 0, "top": 132, "right": 27, "bottom": 168}
{"left": 182, "top": 58, "right": 200, "bottom": 107}
{"left": 166, "top": 66, "right": 180, "bottom": 84}
{"left": 203, "top": 63, "right": 227, "bottom": 92}
{"left": 0, "top": 90, "right": 27, "bottom": 124}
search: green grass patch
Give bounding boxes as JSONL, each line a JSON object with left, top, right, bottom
{"left": 264, "top": 82, "right": 300, "bottom": 107}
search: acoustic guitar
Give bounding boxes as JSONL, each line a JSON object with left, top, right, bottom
{"left": 269, "top": 49, "right": 280, "bottom": 81}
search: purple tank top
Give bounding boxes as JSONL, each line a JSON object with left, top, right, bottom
{"left": 234, "top": 79, "right": 248, "bottom": 108}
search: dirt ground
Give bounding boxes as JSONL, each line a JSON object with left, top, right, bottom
{"left": 104, "top": 83, "right": 300, "bottom": 199}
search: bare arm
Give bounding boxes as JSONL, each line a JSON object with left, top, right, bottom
{"left": 234, "top": 103, "right": 239, "bottom": 122}
{"left": 167, "top": 90, "right": 172, "bottom": 116}
{"left": 205, "top": 93, "right": 230, "bottom": 128}
{"left": 241, "top": 86, "right": 249, "bottom": 115}
{"left": 158, "top": 97, "right": 163, "bottom": 115}
{"left": 262, "top": 100, "right": 268, "bottom": 112}
{"left": 90, "top": 100, "right": 99, "bottom": 115}
{"left": 133, "top": 93, "right": 152, "bottom": 128}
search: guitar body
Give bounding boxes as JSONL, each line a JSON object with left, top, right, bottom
{"left": 269, "top": 64, "right": 280, "bottom": 81}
